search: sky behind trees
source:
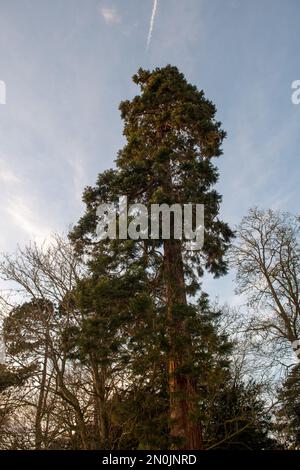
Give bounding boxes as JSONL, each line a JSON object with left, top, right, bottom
{"left": 0, "top": 0, "right": 299, "bottom": 303}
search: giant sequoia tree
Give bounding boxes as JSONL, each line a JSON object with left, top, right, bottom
{"left": 70, "top": 66, "right": 233, "bottom": 449}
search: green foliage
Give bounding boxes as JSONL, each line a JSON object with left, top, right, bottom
{"left": 3, "top": 300, "right": 54, "bottom": 357}
{"left": 68, "top": 65, "right": 236, "bottom": 448}
{"left": 70, "top": 65, "right": 234, "bottom": 282}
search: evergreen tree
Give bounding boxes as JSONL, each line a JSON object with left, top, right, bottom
{"left": 70, "top": 65, "right": 233, "bottom": 449}
{"left": 205, "top": 381, "right": 277, "bottom": 450}
{"left": 63, "top": 239, "right": 155, "bottom": 449}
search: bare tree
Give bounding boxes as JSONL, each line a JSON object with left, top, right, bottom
{"left": 232, "top": 208, "right": 300, "bottom": 369}
{"left": 0, "top": 236, "right": 93, "bottom": 449}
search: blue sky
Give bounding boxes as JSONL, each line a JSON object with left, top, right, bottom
{"left": 0, "top": 0, "right": 299, "bottom": 303}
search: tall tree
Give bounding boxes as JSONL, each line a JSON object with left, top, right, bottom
{"left": 70, "top": 65, "right": 233, "bottom": 449}
{"left": 232, "top": 208, "right": 300, "bottom": 366}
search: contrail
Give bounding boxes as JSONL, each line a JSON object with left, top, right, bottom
{"left": 146, "top": 0, "right": 158, "bottom": 50}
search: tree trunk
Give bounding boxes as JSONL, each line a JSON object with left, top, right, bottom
{"left": 164, "top": 238, "right": 203, "bottom": 450}
{"left": 53, "top": 359, "right": 89, "bottom": 449}
{"left": 35, "top": 346, "right": 48, "bottom": 449}
{"left": 91, "top": 361, "right": 109, "bottom": 449}
{"left": 160, "top": 152, "right": 203, "bottom": 450}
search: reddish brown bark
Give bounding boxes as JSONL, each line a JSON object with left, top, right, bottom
{"left": 164, "top": 238, "right": 203, "bottom": 450}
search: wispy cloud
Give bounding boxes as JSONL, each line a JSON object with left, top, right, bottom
{"left": 5, "top": 196, "right": 52, "bottom": 244}
{"left": 0, "top": 159, "right": 20, "bottom": 184}
{"left": 100, "top": 6, "right": 121, "bottom": 25}
{"left": 0, "top": 161, "right": 51, "bottom": 244}
{"left": 146, "top": 0, "right": 158, "bottom": 50}
{"left": 67, "top": 154, "right": 87, "bottom": 203}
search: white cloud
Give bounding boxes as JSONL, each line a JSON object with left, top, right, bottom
{"left": 100, "top": 6, "right": 121, "bottom": 25}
